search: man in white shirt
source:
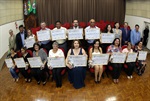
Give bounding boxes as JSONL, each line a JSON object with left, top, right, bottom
{"left": 53, "top": 21, "right": 67, "bottom": 54}
{"left": 85, "top": 19, "right": 100, "bottom": 49}
{"left": 39, "top": 22, "right": 52, "bottom": 51}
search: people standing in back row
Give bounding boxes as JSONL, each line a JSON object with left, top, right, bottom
{"left": 16, "top": 25, "right": 27, "bottom": 51}
{"left": 121, "top": 22, "right": 131, "bottom": 45}
{"left": 39, "top": 22, "right": 52, "bottom": 52}
{"left": 9, "top": 29, "right": 16, "bottom": 51}
{"left": 130, "top": 24, "right": 141, "bottom": 47}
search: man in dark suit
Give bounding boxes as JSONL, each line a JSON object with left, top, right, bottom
{"left": 121, "top": 22, "right": 131, "bottom": 45}
{"left": 16, "top": 25, "right": 27, "bottom": 51}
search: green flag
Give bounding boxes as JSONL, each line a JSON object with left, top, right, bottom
{"left": 28, "top": 0, "right": 32, "bottom": 14}
{"left": 32, "top": 0, "right": 36, "bottom": 14}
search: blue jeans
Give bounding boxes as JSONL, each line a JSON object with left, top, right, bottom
{"left": 9, "top": 68, "right": 19, "bottom": 79}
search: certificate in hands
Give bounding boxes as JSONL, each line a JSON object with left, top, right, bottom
{"left": 92, "top": 54, "right": 109, "bottom": 65}
{"left": 68, "top": 55, "right": 87, "bottom": 67}
{"left": 68, "top": 29, "right": 83, "bottom": 40}
{"left": 5, "top": 58, "right": 14, "bottom": 68}
{"left": 85, "top": 28, "right": 100, "bottom": 39}
{"left": 126, "top": 53, "right": 138, "bottom": 63}
{"left": 138, "top": 51, "right": 147, "bottom": 60}
{"left": 51, "top": 29, "right": 66, "bottom": 41}
{"left": 47, "top": 57, "right": 66, "bottom": 68}
{"left": 112, "top": 53, "right": 126, "bottom": 63}
{"left": 37, "top": 30, "right": 51, "bottom": 41}
{"left": 27, "top": 57, "right": 43, "bottom": 68}
{"left": 14, "top": 58, "right": 26, "bottom": 68}
{"left": 25, "top": 38, "right": 35, "bottom": 48}
{"left": 101, "top": 33, "right": 115, "bottom": 43}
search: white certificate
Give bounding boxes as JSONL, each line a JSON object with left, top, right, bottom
{"left": 126, "top": 53, "right": 138, "bottom": 63}
{"left": 5, "top": 58, "right": 14, "bottom": 68}
{"left": 92, "top": 54, "right": 109, "bottom": 65}
{"left": 37, "top": 30, "right": 51, "bottom": 41}
{"left": 101, "top": 33, "right": 115, "bottom": 43}
{"left": 85, "top": 28, "right": 100, "bottom": 39}
{"left": 27, "top": 57, "right": 43, "bottom": 68}
{"left": 68, "top": 29, "right": 83, "bottom": 40}
{"left": 68, "top": 55, "right": 87, "bottom": 67}
{"left": 25, "top": 38, "right": 35, "bottom": 48}
{"left": 14, "top": 58, "right": 26, "bottom": 68}
{"left": 112, "top": 53, "right": 126, "bottom": 63}
{"left": 138, "top": 51, "right": 147, "bottom": 60}
{"left": 51, "top": 29, "right": 66, "bottom": 41}
{"left": 47, "top": 57, "right": 65, "bottom": 68}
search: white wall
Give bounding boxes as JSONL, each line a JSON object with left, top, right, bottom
{"left": 0, "top": 20, "right": 24, "bottom": 58}
{"left": 125, "top": 15, "right": 150, "bottom": 49}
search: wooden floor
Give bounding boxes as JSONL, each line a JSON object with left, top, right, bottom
{"left": 0, "top": 54, "right": 150, "bottom": 101}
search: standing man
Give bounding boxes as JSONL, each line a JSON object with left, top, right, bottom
{"left": 121, "top": 22, "right": 131, "bottom": 45}
{"left": 130, "top": 24, "right": 141, "bottom": 47}
{"left": 16, "top": 25, "right": 27, "bottom": 51}
{"left": 53, "top": 21, "right": 67, "bottom": 54}
{"left": 39, "top": 22, "right": 52, "bottom": 52}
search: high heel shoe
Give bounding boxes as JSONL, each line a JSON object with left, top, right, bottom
{"left": 43, "top": 81, "right": 47, "bottom": 85}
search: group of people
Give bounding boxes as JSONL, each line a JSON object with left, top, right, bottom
{"left": 7, "top": 19, "right": 147, "bottom": 89}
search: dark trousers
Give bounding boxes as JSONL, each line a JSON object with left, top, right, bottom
{"left": 111, "top": 63, "right": 122, "bottom": 79}
{"left": 125, "top": 62, "right": 135, "bottom": 76}
{"left": 102, "top": 43, "right": 111, "bottom": 53}
{"left": 58, "top": 42, "right": 67, "bottom": 56}
{"left": 41, "top": 41, "right": 53, "bottom": 52}
{"left": 52, "top": 68, "right": 62, "bottom": 87}
{"left": 32, "top": 68, "right": 47, "bottom": 82}
{"left": 19, "top": 68, "right": 32, "bottom": 79}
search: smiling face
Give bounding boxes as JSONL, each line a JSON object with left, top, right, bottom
{"left": 56, "top": 22, "right": 61, "bottom": 29}
{"left": 94, "top": 41, "right": 100, "bottom": 48}
{"left": 114, "top": 39, "right": 120, "bottom": 46}
{"left": 73, "top": 41, "right": 80, "bottom": 49}
{"left": 34, "top": 44, "right": 40, "bottom": 51}
{"left": 41, "top": 22, "right": 46, "bottom": 30}
{"left": 21, "top": 48, "right": 26, "bottom": 55}
{"left": 90, "top": 19, "right": 95, "bottom": 27}
{"left": 107, "top": 25, "right": 111, "bottom": 32}
{"left": 138, "top": 42, "right": 143, "bottom": 47}
{"left": 27, "top": 30, "right": 32, "bottom": 36}
{"left": 53, "top": 44, "right": 58, "bottom": 51}
{"left": 127, "top": 42, "right": 132, "bottom": 50}
{"left": 10, "top": 49, "right": 15, "bottom": 54}
{"left": 115, "top": 23, "right": 119, "bottom": 29}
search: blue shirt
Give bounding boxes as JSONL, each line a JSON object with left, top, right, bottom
{"left": 130, "top": 29, "right": 141, "bottom": 45}
{"left": 20, "top": 31, "right": 25, "bottom": 46}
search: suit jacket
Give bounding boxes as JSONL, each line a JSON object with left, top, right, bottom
{"left": 16, "top": 31, "right": 27, "bottom": 51}
{"left": 9, "top": 34, "right": 16, "bottom": 50}
{"left": 121, "top": 28, "right": 131, "bottom": 45}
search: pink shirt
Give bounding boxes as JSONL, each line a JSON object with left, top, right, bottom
{"left": 122, "top": 48, "right": 133, "bottom": 53}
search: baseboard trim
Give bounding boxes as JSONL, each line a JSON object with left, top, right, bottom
{"left": 0, "top": 52, "right": 8, "bottom": 71}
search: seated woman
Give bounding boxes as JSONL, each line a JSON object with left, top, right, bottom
{"left": 134, "top": 41, "right": 146, "bottom": 76}
{"left": 107, "top": 38, "right": 122, "bottom": 84}
{"left": 66, "top": 40, "right": 87, "bottom": 89}
{"left": 122, "top": 42, "right": 135, "bottom": 79}
{"left": 20, "top": 47, "right": 32, "bottom": 82}
{"left": 48, "top": 42, "right": 65, "bottom": 88}
{"left": 32, "top": 43, "right": 48, "bottom": 85}
{"left": 9, "top": 48, "right": 19, "bottom": 82}
{"left": 89, "top": 40, "right": 103, "bottom": 83}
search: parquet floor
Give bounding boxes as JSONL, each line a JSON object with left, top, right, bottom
{"left": 0, "top": 54, "right": 150, "bottom": 101}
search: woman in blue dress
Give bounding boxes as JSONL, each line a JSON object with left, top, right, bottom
{"left": 66, "top": 40, "right": 87, "bottom": 89}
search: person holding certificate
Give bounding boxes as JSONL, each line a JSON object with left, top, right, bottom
{"left": 85, "top": 19, "right": 100, "bottom": 49}
{"left": 9, "top": 48, "right": 19, "bottom": 82}
{"left": 48, "top": 42, "right": 65, "bottom": 88}
{"left": 39, "top": 22, "right": 52, "bottom": 52}
{"left": 102, "top": 24, "right": 114, "bottom": 53}
{"left": 122, "top": 42, "right": 135, "bottom": 79}
{"left": 134, "top": 41, "right": 146, "bottom": 76}
{"left": 66, "top": 40, "right": 87, "bottom": 89}
{"left": 20, "top": 47, "right": 32, "bottom": 82}
{"left": 33, "top": 43, "right": 48, "bottom": 85}
{"left": 107, "top": 38, "right": 122, "bottom": 84}
{"left": 112, "top": 22, "right": 122, "bottom": 45}
{"left": 53, "top": 21, "right": 67, "bottom": 54}
{"left": 26, "top": 29, "right": 36, "bottom": 51}
{"left": 89, "top": 40, "right": 103, "bottom": 83}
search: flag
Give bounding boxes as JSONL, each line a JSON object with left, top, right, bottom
{"left": 24, "top": 2, "right": 28, "bottom": 15}
{"left": 28, "top": 0, "right": 32, "bottom": 14}
{"left": 32, "top": 0, "right": 36, "bottom": 14}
